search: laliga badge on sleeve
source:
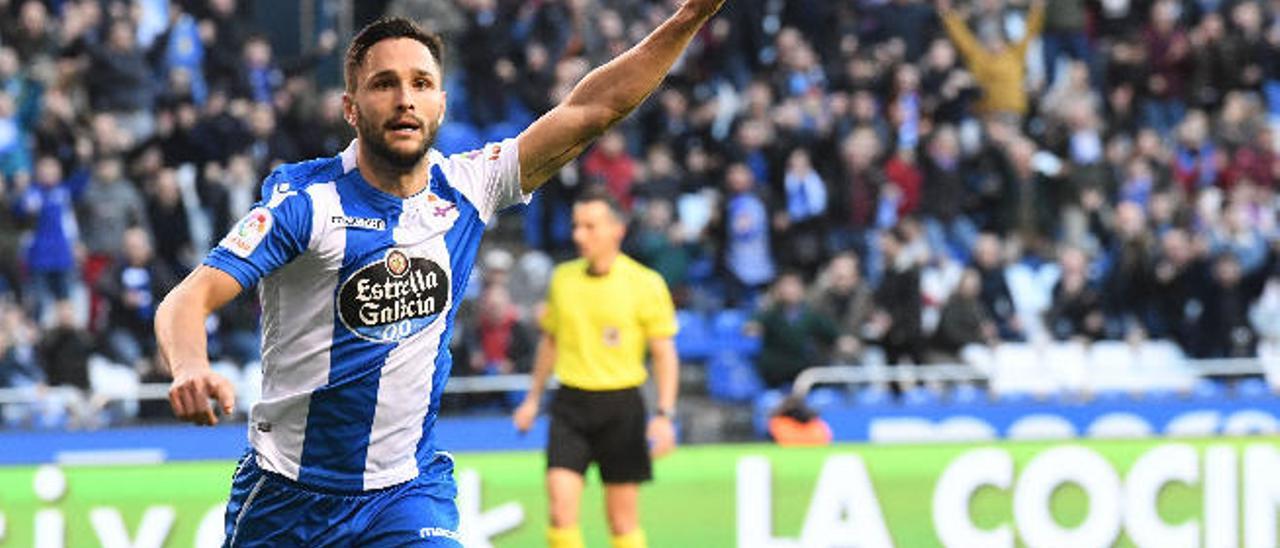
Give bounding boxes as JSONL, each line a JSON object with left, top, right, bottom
{"left": 222, "top": 207, "right": 274, "bottom": 258}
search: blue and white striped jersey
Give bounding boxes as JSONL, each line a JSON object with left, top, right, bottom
{"left": 205, "top": 139, "right": 528, "bottom": 492}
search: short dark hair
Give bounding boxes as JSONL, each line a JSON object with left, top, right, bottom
{"left": 574, "top": 185, "right": 629, "bottom": 224}
{"left": 344, "top": 17, "right": 444, "bottom": 93}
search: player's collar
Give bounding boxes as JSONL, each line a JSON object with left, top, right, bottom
{"left": 340, "top": 139, "right": 441, "bottom": 174}
{"left": 339, "top": 139, "right": 438, "bottom": 206}
{"left": 340, "top": 139, "right": 359, "bottom": 174}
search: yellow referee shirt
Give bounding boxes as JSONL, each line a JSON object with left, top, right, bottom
{"left": 540, "top": 254, "right": 678, "bottom": 391}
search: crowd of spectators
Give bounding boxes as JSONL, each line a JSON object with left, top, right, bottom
{"left": 3, "top": 0, "right": 1280, "bottom": 426}
{"left": 0, "top": 0, "right": 342, "bottom": 426}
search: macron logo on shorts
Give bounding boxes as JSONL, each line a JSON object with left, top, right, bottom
{"left": 419, "top": 527, "right": 462, "bottom": 541}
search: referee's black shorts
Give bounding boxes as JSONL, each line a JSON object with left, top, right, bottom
{"left": 546, "top": 385, "right": 652, "bottom": 484}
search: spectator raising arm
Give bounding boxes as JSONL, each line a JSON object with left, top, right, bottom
{"left": 937, "top": 0, "right": 982, "bottom": 63}
{"left": 1013, "top": 0, "right": 1046, "bottom": 58}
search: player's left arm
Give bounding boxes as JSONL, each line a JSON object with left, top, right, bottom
{"left": 516, "top": 0, "right": 727, "bottom": 193}
{"left": 647, "top": 336, "right": 680, "bottom": 458}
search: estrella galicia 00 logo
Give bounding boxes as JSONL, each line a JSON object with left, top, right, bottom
{"left": 338, "top": 249, "right": 449, "bottom": 342}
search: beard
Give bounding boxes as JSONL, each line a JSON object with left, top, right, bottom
{"left": 355, "top": 105, "right": 439, "bottom": 170}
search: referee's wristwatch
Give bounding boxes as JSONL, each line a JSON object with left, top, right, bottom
{"left": 654, "top": 408, "right": 675, "bottom": 419}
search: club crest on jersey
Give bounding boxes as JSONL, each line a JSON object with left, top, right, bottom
{"left": 221, "top": 207, "right": 273, "bottom": 258}
{"left": 386, "top": 249, "right": 410, "bottom": 277}
{"left": 337, "top": 249, "right": 450, "bottom": 343}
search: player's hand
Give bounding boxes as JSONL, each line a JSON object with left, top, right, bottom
{"left": 648, "top": 416, "right": 677, "bottom": 459}
{"left": 513, "top": 399, "right": 539, "bottom": 433}
{"left": 683, "top": 0, "right": 727, "bottom": 19}
{"left": 169, "top": 369, "right": 236, "bottom": 426}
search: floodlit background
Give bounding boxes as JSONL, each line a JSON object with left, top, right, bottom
{"left": 0, "top": 0, "right": 1279, "bottom": 546}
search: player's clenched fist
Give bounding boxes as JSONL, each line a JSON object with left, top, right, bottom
{"left": 169, "top": 370, "right": 236, "bottom": 426}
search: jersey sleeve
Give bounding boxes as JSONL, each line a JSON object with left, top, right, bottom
{"left": 440, "top": 138, "right": 531, "bottom": 223}
{"left": 203, "top": 172, "right": 313, "bottom": 290}
{"left": 638, "top": 272, "right": 678, "bottom": 340}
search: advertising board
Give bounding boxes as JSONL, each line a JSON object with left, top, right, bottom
{"left": 0, "top": 438, "right": 1277, "bottom": 547}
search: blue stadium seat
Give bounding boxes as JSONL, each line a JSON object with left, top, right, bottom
{"left": 949, "top": 383, "right": 987, "bottom": 406}
{"left": 434, "top": 122, "right": 484, "bottom": 155}
{"left": 675, "top": 310, "right": 712, "bottom": 362}
{"left": 902, "top": 387, "right": 939, "bottom": 407}
{"left": 483, "top": 121, "right": 525, "bottom": 143}
{"left": 1142, "top": 387, "right": 1179, "bottom": 402}
{"left": 1236, "top": 378, "right": 1271, "bottom": 399}
{"left": 706, "top": 352, "right": 764, "bottom": 403}
{"left": 854, "top": 385, "right": 891, "bottom": 407}
{"left": 502, "top": 101, "right": 536, "bottom": 129}
{"left": 1093, "top": 389, "right": 1130, "bottom": 404}
{"left": 996, "top": 390, "right": 1035, "bottom": 405}
{"left": 443, "top": 76, "right": 471, "bottom": 121}
{"left": 805, "top": 387, "right": 843, "bottom": 412}
{"left": 1191, "top": 379, "right": 1225, "bottom": 400}
{"left": 711, "top": 309, "right": 760, "bottom": 357}
{"left": 752, "top": 389, "right": 788, "bottom": 437}
{"left": 504, "top": 389, "right": 527, "bottom": 409}
{"left": 686, "top": 256, "right": 715, "bottom": 283}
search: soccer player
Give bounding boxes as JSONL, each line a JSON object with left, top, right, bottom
{"left": 513, "top": 189, "right": 679, "bottom": 548}
{"left": 154, "top": 1, "right": 725, "bottom": 544}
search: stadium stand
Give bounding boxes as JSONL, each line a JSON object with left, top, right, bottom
{"left": 0, "top": 0, "right": 1278, "bottom": 445}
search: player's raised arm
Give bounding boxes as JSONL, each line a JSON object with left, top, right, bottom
{"left": 155, "top": 266, "right": 243, "bottom": 426}
{"left": 516, "top": 0, "right": 727, "bottom": 193}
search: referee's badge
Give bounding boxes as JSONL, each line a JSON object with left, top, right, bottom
{"left": 603, "top": 326, "right": 621, "bottom": 347}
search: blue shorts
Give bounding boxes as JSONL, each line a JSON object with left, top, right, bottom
{"left": 223, "top": 450, "right": 463, "bottom": 547}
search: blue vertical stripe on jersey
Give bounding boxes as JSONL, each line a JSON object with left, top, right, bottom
{"left": 415, "top": 165, "right": 486, "bottom": 469}
{"left": 297, "top": 170, "right": 403, "bottom": 491}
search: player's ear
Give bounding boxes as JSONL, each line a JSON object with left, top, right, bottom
{"left": 611, "top": 213, "right": 628, "bottom": 240}
{"left": 437, "top": 92, "right": 447, "bottom": 126}
{"left": 342, "top": 93, "right": 357, "bottom": 128}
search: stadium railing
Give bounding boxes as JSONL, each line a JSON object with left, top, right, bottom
{"left": 791, "top": 357, "right": 1277, "bottom": 398}
{"left": 1, "top": 346, "right": 1276, "bottom": 432}
{"left": 0, "top": 374, "right": 547, "bottom": 404}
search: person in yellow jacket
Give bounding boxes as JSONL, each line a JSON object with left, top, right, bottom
{"left": 939, "top": 0, "right": 1045, "bottom": 117}
{"left": 514, "top": 188, "right": 680, "bottom": 548}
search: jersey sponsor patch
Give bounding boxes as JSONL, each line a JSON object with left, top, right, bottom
{"left": 330, "top": 215, "right": 386, "bottom": 230}
{"left": 337, "top": 249, "right": 450, "bottom": 343}
{"left": 221, "top": 207, "right": 273, "bottom": 258}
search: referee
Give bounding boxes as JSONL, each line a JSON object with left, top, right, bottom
{"left": 513, "top": 189, "right": 680, "bottom": 548}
